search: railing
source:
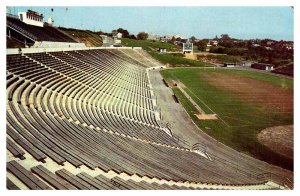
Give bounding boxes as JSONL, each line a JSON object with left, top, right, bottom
{"left": 7, "top": 20, "right": 37, "bottom": 41}
{"left": 208, "top": 153, "right": 293, "bottom": 189}
{"left": 173, "top": 133, "right": 190, "bottom": 148}
{"left": 256, "top": 172, "right": 272, "bottom": 181}
{"left": 165, "top": 124, "right": 190, "bottom": 148}
{"left": 284, "top": 177, "right": 293, "bottom": 189}
{"left": 256, "top": 172, "right": 293, "bottom": 189}
{"left": 208, "top": 153, "right": 261, "bottom": 179}
{"left": 192, "top": 143, "right": 207, "bottom": 153}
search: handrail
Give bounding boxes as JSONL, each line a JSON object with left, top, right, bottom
{"left": 170, "top": 131, "right": 190, "bottom": 148}
{"left": 284, "top": 177, "right": 293, "bottom": 189}
{"left": 257, "top": 172, "right": 293, "bottom": 189}
{"left": 256, "top": 172, "right": 272, "bottom": 181}
{"left": 208, "top": 153, "right": 261, "bottom": 179}
{"left": 193, "top": 145, "right": 293, "bottom": 189}
{"left": 7, "top": 20, "right": 37, "bottom": 41}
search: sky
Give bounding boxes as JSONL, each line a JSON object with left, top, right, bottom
{"left": 7, "top": 6, "right": 294, "bottom": 41}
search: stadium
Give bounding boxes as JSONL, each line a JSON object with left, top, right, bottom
{"left": 6, "top": 8, "right": 293, "bottom": 190}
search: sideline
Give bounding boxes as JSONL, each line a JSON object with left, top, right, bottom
{"left": 184, "top": 87, "right": 230, "bottom": 127}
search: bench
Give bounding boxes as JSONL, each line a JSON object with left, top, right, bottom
{"left": 7, "top": 160, "right": 51, "bottom": 190}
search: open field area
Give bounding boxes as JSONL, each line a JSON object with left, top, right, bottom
{"left": 160, "top": 68, "right": 293, "bottom": 170}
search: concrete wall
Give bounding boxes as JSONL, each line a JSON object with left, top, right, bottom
{"left": 7, "top": 46, "right": 143, "bottom": 55}
{"left": 32, "top": 41, "right": 86, "bottom": 48}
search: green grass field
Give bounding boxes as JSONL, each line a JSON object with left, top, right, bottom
{"left": 161, "top": 68, "right": 293, "bottom": 170}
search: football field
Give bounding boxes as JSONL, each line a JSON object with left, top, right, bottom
{"left": 160, "top": 67, "right": 293, "bottom": 170}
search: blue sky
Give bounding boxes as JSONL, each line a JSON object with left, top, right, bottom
{"left": 8, "top": 6, "right": 294, "bottom": 41}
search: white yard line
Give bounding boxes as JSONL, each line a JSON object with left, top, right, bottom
{"left": 184, "top": 87, "right": 230, "bottom": 127}
{"left": 169, "top": 70, "right": 231, "bottom": 127}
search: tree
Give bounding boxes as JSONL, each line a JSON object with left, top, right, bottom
{"left": 171, "top": 36, "right": 176, "bottom": 43}
{"left": 196, "top": 40, "right": 208, "bottom": 51}
{"left": 220, "top": 34, "right": 231, "bottom": 41}
{"left": 219, "top": 34, "right": 233, "bottom": 48}
{"left": 246, "top": 40, "right": 253, "bottom": 48}
{"left": 117, "top": 28, "right": 130, "bottom": 38}
{"left": 209, "top": 46, "right": 224, "bottom": 54}
{"left": 111, "top": 30, "right": 118, "bottom": 36}
{"left": 137, "top": 32, "right": 148, "bottom": 40}
{"left": 176, "top": 37, "right": 182, "bottom": 42}
{"left": 129, "top": 34, "right": 136, "bottom": 39}
{"left": 190, "top": 36, "right": 196, "bottom": 42}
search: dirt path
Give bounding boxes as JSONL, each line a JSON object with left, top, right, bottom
{"left": 184, "top": 53, "right": 198, "bottom": 60}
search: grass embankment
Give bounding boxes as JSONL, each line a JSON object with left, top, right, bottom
{"left": 149, "top": 52, "right": 212, "bottom": 67}
{"left": 59, "top": 28, "right": 103, "bottom": 47}
{"left": 122, "top": 38, "right": 214, "bottom": 67}
{"left": 121, "top": 38, "right": 179, "bottom": 52}
{"left": 197, "top": 54, "right": 242, "bottom": 63}
{"left": 161, "top": 68, "right": 293, "bottom": 170}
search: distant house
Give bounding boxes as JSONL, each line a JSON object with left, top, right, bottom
{"left": 285, "top": 44, "right": 293, "bottom": 50}
{"left": 210, "top": 40, "right": 218, "bottom": 46}
{"left": 116, "top": 32, "right": 122, "bottom": 39}
{"left": 160, "top": 36, "right": 172, "bottom": 43}
{"left": 174, "top": 35, "right": 185, "bottom": 39}
{"left": 266, "top": 41, "right": 275, "bottom": 46}
{"left": 265, "top": 46, "right": 273, "bottom": 50}
{"left": 240, "top": 61, "right": 254, "bottom": 67}
{"left": 251, "top": 63, "right": 274, "bottom": 71}
{"left": 147, "top": 34, "right": 160, "bottom": 41}
{"left": 206, "top": 40, "right": 218, "bottom": 51}
{"left": 223, "top": 62, "right": 236, "bottom": 68}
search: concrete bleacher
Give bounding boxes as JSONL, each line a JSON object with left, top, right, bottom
{"left": 7, "top": 15, "right": 77, "bottom": 43}
{"left": 6, "top": 48, "right": 285, "bottom": 190}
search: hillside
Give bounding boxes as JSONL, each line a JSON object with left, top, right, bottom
{"left": 149, "top": 52, "right": 212, "bottom": 67}
{"left": 272, "top": 63, "right": 294, "bottom": 77}
{"left": 121, "top": 38, "right": 180, "bottom": 52}
{"left": 59, "top": 27, "right": 103, "bottom": 47}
